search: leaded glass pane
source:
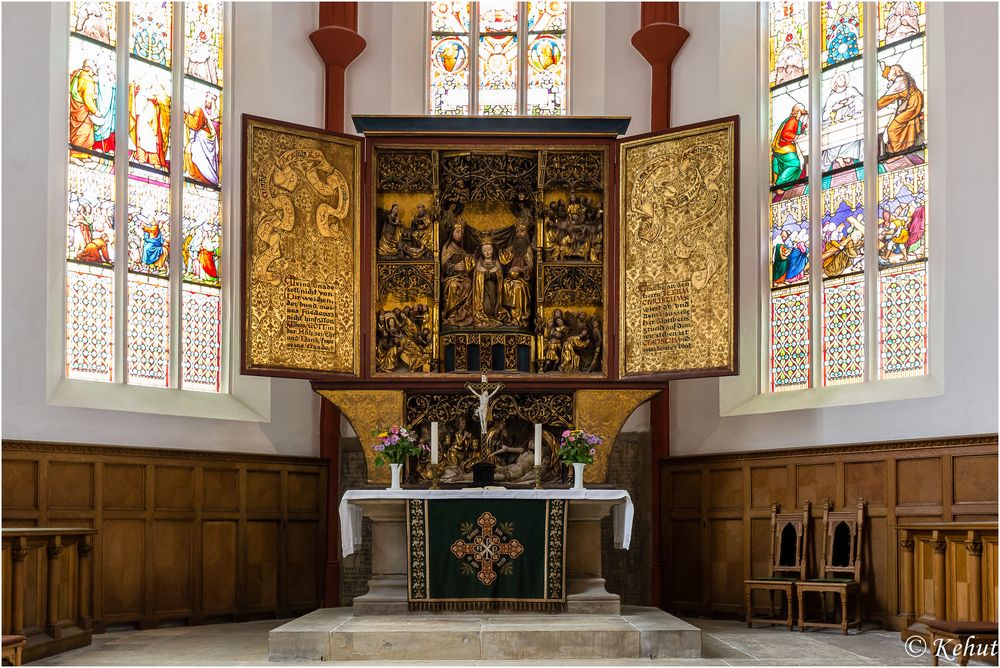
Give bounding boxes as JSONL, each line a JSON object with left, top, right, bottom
{"left": 71, "top": 0, "right": 117, "bottom": 46}
{"left": 66, "top": 264, "right": 115, "bottom": 381}
{"left": 878, "top": 262, "right": 927, "bottom": 378}
{"left": 526, "top": 34, "right": 565, "bottom": 116}
{"left": 478, "top": 34, "right": 518, "bottom": 115}
{"left": 769, "top": 78, "right": 810, "bottom": 189}
{"left": 820, "top": 58, "right": 864, "bottom": 173}
{"left": 479, "top": 1, "right": 518, "bottom": 33}
{"left": 823, "top": 275, "right": 865, "bottom": 385}
{"left": 877, "top": 158, "right": 926, "bottom": 266}
{"left": 821, "top": 168, "right": 865, "bottom": 278}
{"left": 183, "top": 78, "right": 221, "bottom": 186}
{"left": 770, "top": 194, "right": 810, "bottom": 288}
{"left": 769, "top": 2, "right": 809, "bottom": 88}
{"left": 127, "top": 274, "right": 170, "bottom": 387}
{"left": 182, "top": 182, "right": 222, "bottom": 286}
{"left": 182, "top": 285, "right": 222, "bottom": 392}
{"left": 127, "top": 169, "right": 170, "bottom": 276}
{"left": 130, "top": 0, "right": 173, "bottom": 67}
{"left": 185, "top": 1, "right": 224, "bottom": 86}
{"left": 821, "top": 1, "right": 863, "bottom": 68}
{"left": 878, "top": 0, "right": 925, "bottom": 47}
{"left": 69, "top": 36, "right": 117, "bottom": 157}
{"left": 432, "top": 1, "right": 471, "bottom": 33}
{"left": 128, "top": 57, "right": 172, "bottom": 172}
{"left": 527, "top": 1, "right": 567, "bottom": 32}
{"left": 430, "top": 36, "right": 470, "bottom": 115}
{"left": 770, "top": 285, "right": 811, "bottom": 391}
{"left": 876, "top": 36, "right": 926, "bottom": 158}
{"left": 68, "top": 155, "right": 116, "bottom": 265}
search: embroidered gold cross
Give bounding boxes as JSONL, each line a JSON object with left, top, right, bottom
{"left": 450, "top": 512, "right": 524, "bottom": 585}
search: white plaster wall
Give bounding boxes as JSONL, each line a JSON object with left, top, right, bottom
{"left": 1, "top": 2, "right": 325, "bottom": 456}
{"left": 668, "top": 2, "right": 998, "bottom": 455}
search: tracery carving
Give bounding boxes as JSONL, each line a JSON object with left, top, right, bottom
{"left": 376, "top": 151, "right": 435, "bottom": 192}
{"left": 541, "top": 265, "right": 603, "bottom": 306}
{"left": 542, "top": 151, "right": 603, "bottom": 191}
{"left": 440, "top": 153, "right": 538, "bottom": 203}
{"left": 377, "top": 264, "right": 435, "bottom": 301}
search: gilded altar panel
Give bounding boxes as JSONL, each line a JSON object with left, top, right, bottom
{"left": 317, "top": 390, "right": 406, "bottom": 484}
{"left": 243, "top": 118, "right": 361, "bottom": 376}
{"left": 619, "top": 119, "right": 737, "bottom": 377}
{"left": 575, "top": 390, "right": 659, "bottom": 483}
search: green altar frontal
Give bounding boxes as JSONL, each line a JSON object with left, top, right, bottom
{"left": 406, "top": 498, "right": 568, "bottom": 611}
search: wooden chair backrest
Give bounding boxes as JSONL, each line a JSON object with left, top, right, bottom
{"left": 818, "top": 498, "right": 866, "bottom": 581}
{"left": 769, "top": 501, "right": 811, "bottom": 579}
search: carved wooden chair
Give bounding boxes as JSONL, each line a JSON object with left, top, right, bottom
{"left": 796, "top": 498, "right": 866, "bottom": 635}
{"left": 744, "top": 501, "right": 810, "bottom": 631}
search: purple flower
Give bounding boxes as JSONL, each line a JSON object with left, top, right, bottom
{"left": 373, "top": 443, "right": 385, "bottom": 452}
{"left": 389, "top": 435, "right": 399, "bottom": 444}
{"left": 589, "top": 448, "right": 596, "bottom": 456}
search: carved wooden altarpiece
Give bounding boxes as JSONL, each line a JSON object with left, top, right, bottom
{"left": 241, "top": 115, "right": 738, "bottom": 484}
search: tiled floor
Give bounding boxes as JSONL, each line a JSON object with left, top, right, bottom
{"left": 34, "top": 617, "right": 939, "bottom": 666}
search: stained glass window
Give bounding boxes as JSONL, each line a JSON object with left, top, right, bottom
{"left": 65, "top": 2, "right": 227, "bottom": 394}
{"left": 429, "top": 1, "right": 569, "bottom": 116}
{"left": 765, "top": 2, "right": 929, "bottom": 392}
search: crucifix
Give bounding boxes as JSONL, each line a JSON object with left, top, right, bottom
{"left": 465, "top": 372, "right": 503, "bottom": 438}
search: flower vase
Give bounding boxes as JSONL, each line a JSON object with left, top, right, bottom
{"left": 389, "top": 463, "right": 403, "bottom": 490}
{"left": 572, "top": 462, "right": 586, "bottom": 490}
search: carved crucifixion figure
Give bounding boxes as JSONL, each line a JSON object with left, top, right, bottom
{"left": 466, "top": 372, "right": 503, "bottom": 438}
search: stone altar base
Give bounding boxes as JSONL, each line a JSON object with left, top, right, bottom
{"left": 268, "top": 606, "right": 701, "bottom": 662}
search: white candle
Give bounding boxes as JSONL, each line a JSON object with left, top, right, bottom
{"left": 534, "top": 423, "right": 543, "bottom": 467}
{"left": 430, "top": 422, "right": 439, "bottom": 465}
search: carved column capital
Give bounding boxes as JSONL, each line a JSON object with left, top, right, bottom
{"left": 899, "top": 538, "right": 915, "bottom": 552}
{"left": 965, "top": 541, "right": 984, "bottom": 557}
{"left": 11, "top": 546, "right": 29, "bottom": 563}
{"left": 932, "top": 540, "right": 947, "bottom": 555}
{"left": 48, "top": 544, "right": 64, "bottom": 560}
{"left": 78, "top": 542, "right": 94, "bottom": 557}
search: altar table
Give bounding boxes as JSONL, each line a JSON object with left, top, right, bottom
{"left": 338, "top": 489, "right": 634, "bottom": 615}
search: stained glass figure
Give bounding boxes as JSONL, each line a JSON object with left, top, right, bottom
{"left": 821, "top": 1, "right": 862, "bottom": 68}
{"left": 71, "top": 0, "right": 117, "bottom": 46}
{"left": 478, "top": 34, "right": 518, "bottom": 115}
{"left": 69, "top": 37, "right": 117, "bottom": 157}
{"left": 527, "top": 34, "right": 565, "bottom": 115}
{"left": 770, "top": 194, "right": 810, "bottom": 288}
{"left": 67, "top": 155, "right": 116, "bottom": 265}
{"left": 770, "top": 285, "right": 811, "bottom": 391}
{"left": 185, "top": 1, "right": 224, "bottom": 86}
{"left": 127, "top": 273, "right": 170, "bottom": 387}
{"left": 66, "top": 264, "right": 115, "bottom": 381}
{"left": 182, "top": 183, "right": 222, "bottom": 286}
{"left": 878, "top": 263, "right": 927, "bottom": 378}
{"left": 431, "top": 1, "right": 471, "bottom": 33}
{"left": 127, "top": 169, "right": 170, "bottom": 276}
{"left": 183, "top": 79, "right": 221, "bottom": 186}
{"left": 130, "top": 0, "right": 172, "bottom": 67}
{"left": 769, "top": 78, "right": 810, "bottom": 188}
{"left": 479, "top": 1, "right": 519, "bottom": 33}
{"left": 878, "top": 1, "right": 925, "bottom": 46}
{"left": 877, "top": 160, "right": 926, "bottom": 266}
{"left": 527, "top": 1, "right": 567, "bottom": 32}
{"left": 182, "top": 284, "right": 222, "bottom": 392}
{"left": 823, "top": 275, "right": 865, "bottom": 385}
{"left": 769, "top": 2, "right": 809, "bottom": 88}
{"left": 876, "top": 37, "right": 925, "bottom": 157}
{"left": 821, "top": 169, "right": 865, "bottom": 278}
{"left": 820, "top": 59, "right": 864, "bottom": 173}
{"left": 128, "top": 58, "right": 172, "bottom": 171}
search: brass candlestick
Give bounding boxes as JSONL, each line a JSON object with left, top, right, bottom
{"left": 534, "top": 465, "right": 543, "bottom": 489}
{"left": 430, "top": 463, "right": 445, "bottom": 490}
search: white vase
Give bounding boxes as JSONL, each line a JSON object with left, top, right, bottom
{"left": 389, "top": 463, "right": 403, "bottom": 490}
{"left": 572, "top": 462, "right": 586, "bottom": 490}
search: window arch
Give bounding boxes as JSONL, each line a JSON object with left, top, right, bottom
{"left": 428, "top": 1, "right": 569, "bottom": 116}
{"left": 66, "top": 0, "right": 225, "bottom": 392}
{"left": 766, "top": 1, "right": 928, "bottom": 393}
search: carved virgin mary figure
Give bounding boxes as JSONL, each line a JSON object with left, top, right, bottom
{"left": 441, "top": 221, "right": 474, "bottom": 327}
{"left": 472, "top": 237, "right": 505, "bottom": 327}
{"left": 499, "top": 220, "right": 534, "bottom": 328}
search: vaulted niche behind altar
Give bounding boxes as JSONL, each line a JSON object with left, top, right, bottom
{"left": 240, "top": 115, "right": 739, "bottom": 482}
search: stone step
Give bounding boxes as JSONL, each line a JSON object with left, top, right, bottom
{"left": 268, "top": 605, "right": 701, "bottom": 662}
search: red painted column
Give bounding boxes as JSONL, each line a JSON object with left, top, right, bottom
{"left": 310, "top": 3, "right": 364, "bottom": 607}
{"left": 631, "top": 2, "right": 689, "bottom": 132}
{"left": 310, "top": 3, "right": 366, "bottom": 133}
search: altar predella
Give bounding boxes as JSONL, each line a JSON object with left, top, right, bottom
{"left": 240, "top": 115, "right": 739, "bottom": 485}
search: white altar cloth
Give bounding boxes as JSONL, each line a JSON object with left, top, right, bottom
{"left": 339, "top": 489, "right": 634, "bottom": 557}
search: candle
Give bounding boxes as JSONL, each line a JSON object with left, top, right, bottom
{"left": 431, "top": 422, "right": 439, "bottom": 465}
{"left": 534, "top": 423, "right": 543, "bottom": 467}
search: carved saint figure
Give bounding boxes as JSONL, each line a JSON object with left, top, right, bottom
{"left": 500, "top": 221, "right": 534, "bottom": 328}
{"left": 559, "top": 328, "right": 591, "bottom": 372}
{"left": 441, "top": 221, "right": 474, "bottom": 327}
{"left": 493, "top": 438, "right": 537, "bottom": 483}
{"left": 377, "top": 203, "right": 405, "bottom": 256}
{"left": 472, "top": 239, "right": 505, "bottom": 327}
{"left": 401, "top": 203, "right": 433, "bottom": 259}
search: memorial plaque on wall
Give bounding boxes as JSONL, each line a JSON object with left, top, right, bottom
{"left": 242, "top": 116, "right": 362, "bottom": 377}
{"left": 618, "top": 117, "right": 738, "bottom": 378}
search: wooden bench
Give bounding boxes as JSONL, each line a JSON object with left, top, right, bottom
{"left": 2, "top": 635, "right": 26, "bottom": 666}
{"left": 925, "top": 620, "right": 999, "bottom": 666}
